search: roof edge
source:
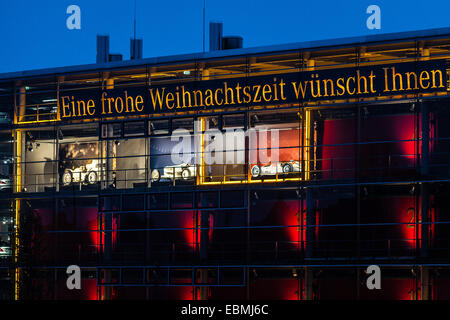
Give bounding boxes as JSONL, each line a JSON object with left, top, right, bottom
{"left": 2, "top": 26, "right": 450, "bottom": 81}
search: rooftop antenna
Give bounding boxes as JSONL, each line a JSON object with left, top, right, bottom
{"left": 130, "top": 0, "right": 142, "bottom": 60}
{"left": 202, "top": 0, "right": 206, "bottom": 52}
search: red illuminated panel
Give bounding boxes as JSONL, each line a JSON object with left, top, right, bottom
{"left": 321, "top": 118, "right": 356, "bottom": 179}
{"left": 278, "top": 200, "right": 306, "bottom": 250}
{"left": 149, "top": 286, "right": 195, "bottom": 300}
{"left": 360, "top": 278, "right": 419, "bottom": 300}
{"left": 181, "top": 211, "right": 197, "bottom": 248}
{"left": 86, "top": 208, "right": 102, "bottom": 253}
{"left": 251, "top": 199, "right": 318, "bottom": 252}
{"left": 172, "top": 286, "right": 195, "bottom": 300}
{"left": 279, "top": 128, "right": 301, "bottom": 162}
{"left": 208, "top": 214, "right": 214, "bottom": 243}
{"left": 360, "top": 114, "right": 420, "bottom": 176}
{"left": 57, "top": 278, "right": 99, "bottom": 300}
{"left": 387, "top": 115, "right": 418, "bottom": 163}
{"left": 180, "top": 211, "right": 214, "bottom": 250}
{"left": 430, "top": 196, "right": 436, "bottom": 245}
{"left": 251, "top": 279, "right": 304, "bottom": 300}
{"left": 249, "top": 128, "right": 301, "bottom": 164}
{"left": 379, "top": 197, "right": 421, "bottom": 249}
{"left": 33, "top": 206, "right": 102, "bottom": 260}
{"left": 149, "top": 211, "right": 200, "bottom": 254}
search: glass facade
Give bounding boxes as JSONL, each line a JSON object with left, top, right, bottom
{"left": 2, "top": 32, "right": 450, "bottom": 300}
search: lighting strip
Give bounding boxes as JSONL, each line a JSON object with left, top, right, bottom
{"left": 14, "top": 130, "right": 21, "bottom": 300}
{"left": 305, "top": 109, "right": 311, "bottom": 181}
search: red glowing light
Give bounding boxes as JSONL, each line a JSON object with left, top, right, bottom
{"left": 280, "top": 201, "right": 305, "bottom": 249}
{"left": 251, "top": 279, "right": 304, "bottom": 300}
{"left": 249, "top": 128, "right": 301, "bottom": 164}
{"left": 181, "top": 211, "right": 197, "bottom": 248}
{"left": 379, "top": 197, "right": 421, "bottom": 249}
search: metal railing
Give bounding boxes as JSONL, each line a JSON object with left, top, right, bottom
{"left": 13, "top": 146, "right": 450, "bottom": 192}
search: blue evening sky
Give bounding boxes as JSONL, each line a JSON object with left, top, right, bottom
{"left": 0, "top": 0, "right": 449, "bottom": 73}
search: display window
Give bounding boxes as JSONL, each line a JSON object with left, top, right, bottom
{"left": 60, "top": 141, "right": 100, "bottom": 188}
{"left": 59, "top": 124, "right": 100, "bottom": 190}
{"left": 12, "top": 100, "right": 450, "bottom": 192}
{"left": 20, "top": 127, "right": 58, "bottom": 192}
{"left": 314, "top": 107, "right": 356, "bottom": 180}
{"left": 0, "top": 200, "right": 12, "bottom": 262}
{"left": 249, "top": 111, "right": 303, "bottom": 182}
{"left": 360, "top": 102, "right": 419, "bottom": 179}
{"left": 105, "top": 137, "right": 148, "bottom": 189}
{"left": 150, "top": 128, "right": 196, "bottom": 186}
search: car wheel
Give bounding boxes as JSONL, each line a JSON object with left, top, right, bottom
{"left": 181, "top": 168, "right": 191, "bottom": 180}
{"left": 151, "top": 169, "right": 160, "bottom": 182}
{"left": 62, "top": 170, "right": 73, "bottom": 186}
{"left": 86, "top": 171, "right": 98, "bottom": 184}
{"left": 251, "top": 165, "right": 261, "bottom": 178}
{"left": 282, "top": 163, "right": 293, "bottom": 173}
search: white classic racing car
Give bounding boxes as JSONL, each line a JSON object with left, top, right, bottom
{"left": 151, "top": 163, "right": 197, "bottom": 182}
{"left": 0, "top": 246, "right": 11, "bottom": 258}
{"left": 62, "top": 159, "right": 101, "bottom": 186}
{"left": 251, "top": 160, "right": 302, "bottom": 178}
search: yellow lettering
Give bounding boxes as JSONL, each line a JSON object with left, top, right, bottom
{"left": 431, "top": 69, "right": 445, "bottom": 88}
{"left": 87, "top": 99, "right": 95, "bottom": 116}
{"left": 369, "top": 71, "right": 376, "bottom": 93}
{"left": 322, "top": 79, "right": 335, "bottom": 97}
{"left": 383, "top": 67, "right": 390, "bottom": 92}
{"left": 262, "top": 84, "right": 272, "bottom": 101}
{"left": 166, "top": 92, "right": 175, "bottom": 109}
{"left": 391, "top": 67, "right": 404, "bottom": 91}
{"left": 279, "top": 79, "right": 287, "bottom": 100}
{"left": 357, "top": 70, "right": 368, "bottom": 94}
{"left": 336, "top": 78, "right": 345, "bottom": 96}
{"left": 115, "top": 97, "right": 124, "bottom": 113}
{"left": 61, "top": 96, "right": 71, "bottom": 117}
{"left": 420, "top": 71, "right": 430, "bottom": 89}
{"left": 125, "top": 90, "right": 134, "bottom": 112}
{"left": 252, "top": 85, "right": 262, "bottom": 103}
{"left": 182, "top": 86, "right": 192, "bottom": 108}
{"left": 243, "top": 86, "right": 251, "bottom": 103}
{"left": 149, "top": 88, "right": 166, "bottom": 111}
{"left": 106, "top": 97, "right": 114, "bottom": 114}
{"left": 291, "top": 81, "right": 309, "bottom": 99}
{"left": 346, "top": 77, "right": 356, "bottom": 95}
{"left": 193, "top": 90, "right": 203, "bottom": 107}
{"left": 405, "top": 72, "right": 418, "bottom": 90}
{"left": 135, "top": 95, "right": 144, "bottom": 112}
{"left": 214, "top": 88, "right": 223, "bottom": 105}
{"left": 205, "top": 89, "right": 214, "bottom": 106}
{"left": 224, "top": 82, "right": 235, "bottom": 105}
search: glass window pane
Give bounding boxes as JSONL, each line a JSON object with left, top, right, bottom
{"left": 149, "top": 119, "right": 169, "bottom": 135}
{"left": 124, "top": 121, "right": 145, "bottom": 137}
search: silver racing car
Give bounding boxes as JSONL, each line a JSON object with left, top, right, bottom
{"left": 251, "top": 160, "right": 302, "bottom": 178}
{"left": 151, "top": 163, "right": 197, "bottom": 182}
{"left": 62, "top": 159, "right": 102, "bottom": 186}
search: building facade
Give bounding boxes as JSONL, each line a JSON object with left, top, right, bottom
{"left": 2, "top": 28, "right": 450, "bottom": 300}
